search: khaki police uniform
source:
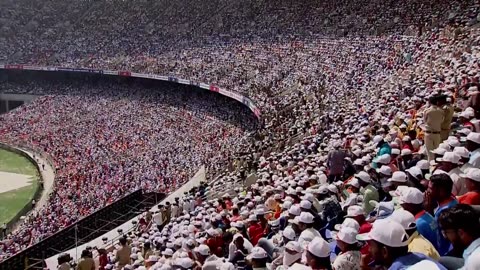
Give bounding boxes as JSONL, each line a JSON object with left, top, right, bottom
{"left": 423, "top": 105, "right": 444, "bottom": 161}
{"left": 440, "top": 104, "right": 454, "bottom": 140}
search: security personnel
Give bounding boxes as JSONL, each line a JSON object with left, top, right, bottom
{"left": 424, "top": 95, "right": 445, "bottom": 161}
{"left": 440, "top": 95, "right": 454, "bottom": 141}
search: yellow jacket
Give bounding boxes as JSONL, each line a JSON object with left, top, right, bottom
{"left": 408, "top": 231, "right": 440, "bottom": 261}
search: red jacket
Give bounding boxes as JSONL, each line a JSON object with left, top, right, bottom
{"left": 248, "top": 222, "right": 264, "bottom": 245}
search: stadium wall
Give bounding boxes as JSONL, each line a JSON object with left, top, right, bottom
{"left": 0, "top": 64, "right": 261, "bottom": 119}
{"left": 0, "top": 143, "right": 44, "bottom": 231}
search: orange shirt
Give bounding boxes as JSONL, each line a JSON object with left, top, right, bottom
{"left": 458, "top": 191, "right": 480, "bottom": 205}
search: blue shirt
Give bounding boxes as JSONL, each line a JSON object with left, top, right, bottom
{"left": 389, "top": 252, "right": 447, "bottom": 270}
{"left": 434, "top": 198, "right": 458, "bottom": 255}
{"left": 415, "top": 211, "right": 440, "bottom": 252}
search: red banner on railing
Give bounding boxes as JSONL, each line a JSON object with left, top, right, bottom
{"left": 118, "top": 71, "right": 131, "bottom": 77}
{"left": 209, "top": 85, "right": 220, "bottom": 92}
{"left": 4, "top": 64, "right": 24, "bottom": 70}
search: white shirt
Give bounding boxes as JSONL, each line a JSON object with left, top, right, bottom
{"left": 449, "top": 167, "right": 467, "bottom": 196}
{"left": 333, "top": 250, "right": 361, "bottom": 270}
{"left": 469, "top": 148, "right": 480, "bottom": 168}
{"left": 228, "top": 238, "right": 253, "bottom": 261}
{"left": 461, "top": 238, "right": 480, "bottom": 270}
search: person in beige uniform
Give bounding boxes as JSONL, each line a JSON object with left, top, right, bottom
{"left": 76, "top": 250, "right": 95, "bottom": 270}
{"left": 440, "top": 96, "right": 454, "bottom": 141}
{"left": 424, "top": 95, "right": 445, "bottom": 161}
{"left": 115, "top": 237, "right": 131, "bottom": 270}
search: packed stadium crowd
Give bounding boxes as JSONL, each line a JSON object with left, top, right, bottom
{"left": 0, "top": 78, "right": 256, "bottom": 261}
{"left": 1, "top": 0, "right": 480, "bottom": 269}
{"left": 76, "top": 27, "right": 480, "bottom": 269}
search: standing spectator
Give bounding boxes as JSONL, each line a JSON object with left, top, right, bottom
{"left": 327, "top": 143, "right": 347, "bottom": 183}
{"left": 115, "top": 237, "right": 131, "bottom": 270}
{"left": 98, "top": 248, "right": 108, "bottom": 270}
{"left": 424, "top": 96, "right": 445, "bottom": 161}
{"left": 441, "top": 97, "right": 454, "bottom": 141}
{"left": 76, "top": 250, "right": 95, "bottom": 270}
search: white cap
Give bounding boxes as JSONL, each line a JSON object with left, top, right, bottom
{"left": 284, "top": 241, "right": 303, "bottom": 253}
{"left": 345, "top": 205, "right": 365, "bottom": 217}
{"left": 457, "top": 128, "right": 472, "bottom": 136}
{"left": 334, "top": 218, "right": 360, "bottom": 232}
{"left": 206, "top": 228, "right": 218, "bottom": 236}
{"left": 353, "top": 159, "right": 364, "bottom": 166}
{"left": 194, "top": 244, "right": 210, "bottom": 256}
{"left": 373, "top": 135, "right": 384, "bottom": 144}
{"left": 416, "top": 160, "right": 430, "bottom": 170}
{"left": 370, "top": 201, "right": 395, "bottom": 219}
{"left": 288, "top": 205, "right": 301, "bottom": 216}
{"left": 453, "top": 146, "right": 470, "bottom": 158}
{"left": 282, "top": 201, "right": 293, "bottom": 210}
{"left": 377, "top": 165, "right": 393, "bottom": 176}
{"left": 355, "top": 171, "right": 371, "bottom": 183}
{"left": 391, "top": 148, "right": 401, "bottom": 155}
{"left": 255, "top": 209, "right": 266, "bottom": 216}
{"left": 357, "top": 219, "right": 408, "bottom": 247}
{"left": 405, "top": 166, "right": 422, "bottom": 180}
{"left": 388, "top": 171, "right": 407, "bottom": 183}
{"left": 307, "top": 237, "right": 330, "bottom": 258}
{"left": 175, "top": 257, "right": 194, "bottom": 269}
{"left": 436, "top": 152, "right": 461, "bottom": 164}
{"left": 466, "top": 132, "right": 480, "bottom": 144}
{"left": 399, "top": 187, "right": 424, "bottom": 204}
{"left": 300, "top": 200, "right": 312, "bottom": 210}
{"left": 327, "top": 184, "right": 338, "bottom": 193}
{"left": 336, "top": 226, "right": 359, "bottom": 244}
{"left": 298, "top": 212, "right": 314, "bottom": 224}
{"left": 146, "top": 255, "right": 159, "bottom": 262}
{"left": 389, "top": 209, "right": 416, "bottom": 230}
{"left": 162, "top": 248, "right": 174, "bottom": 256}
{"left": 247, "top": 247, "right": 268, "bottom": 260}
{"left": 460, "top": 168, "right": 480, "bottom": 182}
{"left": 289, "top": 216, "right": 301, "bottom": 225}
{"left": 401, "top": 149, "right": 412, "bottom": 156}
{"left": 348, "top": 178, "right": 360, "bottom": 188}
{"left": 432, "top": 147, "right": 447, "bottom": 156}
{"left": 374, "top": 154, "right": 391, "bottom": 165}
{"left": 282, "top": 226, "right": 296, "bottom": 240}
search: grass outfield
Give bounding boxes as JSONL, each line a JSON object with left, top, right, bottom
{"left": 0, "top": 148, "right": 39, "bottom": 224}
